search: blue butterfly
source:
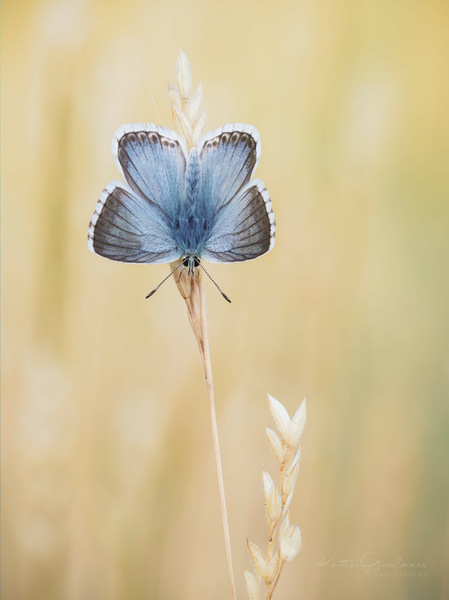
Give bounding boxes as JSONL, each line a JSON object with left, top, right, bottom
{"left": 88, "top": 123, "right": 275, "bottom": 299}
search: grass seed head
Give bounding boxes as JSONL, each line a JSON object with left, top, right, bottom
{"left": 267, "top": 482, "right": 282, "bottom": 523}
{"left": 244, "top": 570, "right": 260, "bottom": 600}
{"left": 267, "top": 394, "right": 291, "bottom": 444}
{"left": 280, "top": 524, "right": 302, "bottom": 562}
{"left": 175, "top": 49, "right": 192, "bottom": 102}
{"left": 247, "top": 541, "right": 268, "bottom": 581}
{"left": 284, "top": 459, "right": 300, "bottom": 497}
{"left": 265, "top": 427, "right": 285, "bottom": 463}
{"left": 288, "top": 398, "right": 307, "bottom": 447}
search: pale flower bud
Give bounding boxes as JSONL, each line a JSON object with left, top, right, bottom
{"left": 247, "top": 541, "right": 268, "bottom": 580}
{"left": 286, "top": 446, "right": 301, "bottom": 472}
{"left": 265, "top": 551, "right": 280, "bottom": 583}
{"left": 244, "top": 570, "right": 260, "bottom": 600}
{"left": 280, "top": 524, "right": 302, "bottom": 562}
{"left": 186, "top": 83, "right": 202, "bottom": 126}
{"left": 176, "top": 49, "right": 192, "bottom": 101}
{"left": 287, "top": 398, "right": 306, "bottom": 447}
{"left": 284, "top": 458, "right": 300, "bottom": 496}
{"left": 262, "top": 470, "right": 274, "bottom": 501}
{"left": 172, "top": 104, "right": 193, "bottom": 146}
{"left": 283, "top": 489, "right": 293, "bottom": 515}
{"left": 265, "top": 427, "right": 285, "bottom": 463}
{"left": 267, "top": 482, "right": 282, "bottom": 523}
{"left": 268, "top": 394, "right": 291, "bottom": 444}
{"left": 192, "top": 110, "right": 206, "bottom": 146}
{"left": 168, "top": 82, "right": 182, "bottom": 109}
{"left": 279, "top": 513, "right": 290, "bottom": 537}
{"left": 247, "top": 542, "right": 280, "bottom": 584}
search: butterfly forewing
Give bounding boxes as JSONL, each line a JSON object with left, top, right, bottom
{"left": 89, "top": 125, "right": 188, "bottom": 264}
{"left": 198, "top": 124, "right": 261, "bottom": 215}
{"left": 198, "top": 124, "right": 275, "bottom": 263}
{"left": 114, "top": 124, "right": 187, "bottom": 223}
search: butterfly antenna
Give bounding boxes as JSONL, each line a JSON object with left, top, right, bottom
{"left": 146, "top": 262, "right": 184, "bottom": 299}
{"left": 199, "top": 263, "right": 232, "bottom": 303}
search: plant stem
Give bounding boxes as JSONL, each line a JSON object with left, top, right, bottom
{"left": 201, "top": 299, "right": 236, "bottom": 600}
{"left": 172, "top": 262, "right": 236, "bottom": 600}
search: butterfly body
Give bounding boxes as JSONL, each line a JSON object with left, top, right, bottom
{"left": 173, "top": 148, "right": 215, "bottom": 265}
{"left": 88, "top": 123, "right": 275, "bottom": 272}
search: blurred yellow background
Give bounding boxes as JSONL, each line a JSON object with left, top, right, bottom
{"left": 3, "top": 0, "right": 449, "bottom": 599}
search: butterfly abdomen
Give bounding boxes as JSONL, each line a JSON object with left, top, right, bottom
{"left": 175, "top": 213, "right": 212, "bottom": 257}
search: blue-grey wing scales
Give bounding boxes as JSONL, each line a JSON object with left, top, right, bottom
{"left": 198, "top": 124, "right": 276, "bottom": 263}
{"left": 88, "top": 182, "right": 179, "bottom": 263}
{"left": 114, "top": 124, "right": 187, "bottom": 222}
{"left": 88, "top": 124, "right": 186, "bottom": 264}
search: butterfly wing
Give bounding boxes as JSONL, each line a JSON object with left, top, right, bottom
{"left": 202, "top": 179, "right": 275, "bottom": 263}
{"left": 198, "top": 124, "right": 275, "bottom": 263}
{"left": 113, "top": 123, "right": 187, "bottom": 222}
{"left": 88, "top": 182, "right": 179, "bottom": 263}
{"left": 198, "top": 123, "right": 260, "bottom": 216}
{"left": 88, "top": 124, "right": 187, "bottom": 264}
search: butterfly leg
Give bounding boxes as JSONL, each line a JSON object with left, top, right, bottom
{"left": 176, "top": 266, "right": 186, "bottom": 283}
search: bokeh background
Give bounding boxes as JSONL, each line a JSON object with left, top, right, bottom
{"left": 3, "top": 0, "right": 449, "bottom": 599}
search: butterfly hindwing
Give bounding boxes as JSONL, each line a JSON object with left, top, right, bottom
{"left": 88, "top": 181, "right": 179, "bottom": 264}
{"left": 202, "top": 178, "right": 275, "bottom": 263}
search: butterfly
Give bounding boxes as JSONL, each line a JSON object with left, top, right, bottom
{"left": 88, "top": 122, "right": 275, "bottom": 299}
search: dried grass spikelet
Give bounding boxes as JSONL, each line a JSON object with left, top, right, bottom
{"left": 244, "top": 570, "right": 261, "bottom": 600}
{"left": 280, "top": 524, "right": 302, "bottom": 562}
{"left": 167, "top": 51, "right": 236, "bottom": 600}
{"left": 170, "top": 49, "right": 206, "bottom": 150}
{"left": 246, "top": 396, "right": 306, "bottom": 600}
